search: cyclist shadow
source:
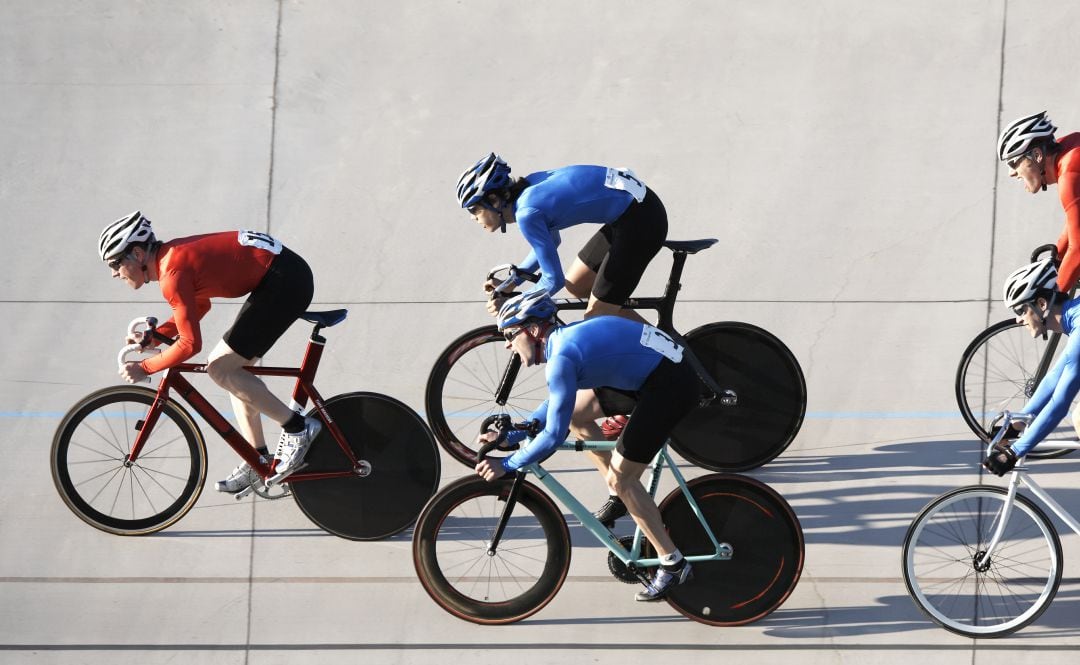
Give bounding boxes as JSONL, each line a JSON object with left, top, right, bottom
{"left": 759, "top": 588, "right": 1080, "bottom": 639}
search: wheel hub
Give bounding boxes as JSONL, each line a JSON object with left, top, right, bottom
{"left": 973, "top": 550, "right": 992, "bottom": 573}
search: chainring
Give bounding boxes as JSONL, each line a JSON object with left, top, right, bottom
{"left": 607, "top": 536, "right": 652, "bottom": 584}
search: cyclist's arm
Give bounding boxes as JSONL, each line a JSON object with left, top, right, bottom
{"left": 517, "top": 209, "right": 564, "bottom": 294}
{"left": 140, "top": 272, "right": 209, "bottom": 374}
{"left": 1013, "top": 334, "right": 1080, "bottom": 456}
{"left": 1054, "top": 173, "right": 1080, "bottom": 291}
{"left": 500, "top": 357, "right": 575, "bottom": 473}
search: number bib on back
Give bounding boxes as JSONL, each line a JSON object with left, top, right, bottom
{"left": 640, "top": 325, "right": 683, "bottom": 363}
{"left": 237, "top": 230, "right": 283, "bottom": 255}
{"left": 603, "top": 167, "right": 647, "bottom": 203}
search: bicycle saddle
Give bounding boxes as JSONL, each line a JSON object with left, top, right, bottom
{"left": 300, "top": 310, "right": 348, "bottom": 327}
{"left": 663, "top": 239, "right": 718, "bottom": 254}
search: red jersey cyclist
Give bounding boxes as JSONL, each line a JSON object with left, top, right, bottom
{"left": 98, "top": 211, "right": 321, "bottom": 492}
{"left": 998, "top": 111, "right": 1080, "bottom": 291}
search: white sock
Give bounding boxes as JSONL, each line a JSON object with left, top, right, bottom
{"left": 660, "top": 550, "right": 683, "bottom": 568}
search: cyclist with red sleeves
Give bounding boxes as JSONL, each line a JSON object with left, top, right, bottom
{"left": 999, "top": 111, "right": 1080, "bottom": 291}
{"left": 98, "top": 211, "right": 320, "bottom": 492}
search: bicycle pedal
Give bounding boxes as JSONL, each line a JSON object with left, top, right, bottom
{"left": 234, "top": 484, "right": 257, "bottom": 500}
{"left": 266, "top": 462, "right": 309, "bottom": 487}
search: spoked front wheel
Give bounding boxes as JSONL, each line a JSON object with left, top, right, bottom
{"left": 50, "top": 385, "right": 207, "bottom": 535}
{"left": 902, "top": 486, "right": 1062, "bottom": 638}
{"left": 956, "top": 319, "right": 1070, "bottom": 459}
{"left": 671, "top": 322, "right": 806, "bottom": 471}
{"left": 412, "top": 475, "right": 571, "bottom": 624}
{"left": 660, "top": 474, "right": 804, "bottom": 625}
{"left": 290, "top": 392, "right": 441, "bottom": 540}
{"left": 425, "top": 325, "right": 548, "bottom": 467}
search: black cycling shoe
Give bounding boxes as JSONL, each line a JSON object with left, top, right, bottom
{"left": 593, "top": 495, "right": 628, "bottom": 529}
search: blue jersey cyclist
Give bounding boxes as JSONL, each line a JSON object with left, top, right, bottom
{"left": 985, "top": 258, "right": 1080, "bottom": 475}
{"left": 473, "top": 291, "right": 700, "bottom": 601}
{"left": 456, "top": 154, "right": 668, "bottom": 322}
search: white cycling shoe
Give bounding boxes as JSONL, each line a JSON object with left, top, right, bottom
{"left": 215, "top": 461, "right": 261, "bottom": 493}
{"left": 269, "top": 417, "right": 322, "bottom": 483}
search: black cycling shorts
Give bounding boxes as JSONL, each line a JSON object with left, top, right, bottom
{"left": 595, "top": 357, "right": 699, "bottom": 464}
{"left": 224, "top": 247, "right": 314, "bottom": 360}
{"left": 576, "top": 187, "right": 668, "bottom": 306}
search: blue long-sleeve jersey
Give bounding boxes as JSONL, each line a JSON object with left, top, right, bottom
{"left": 499, "top": 316, "right": 684, "bottom": 473}
{"left": 1013, "top": 297, "right": 1080, "bottom": 456}
{"left": 513, "top": 165, "right": 640, "bottom": 295}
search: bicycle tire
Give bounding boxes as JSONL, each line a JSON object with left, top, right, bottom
{"left": 902, "top": 486, "right": 1061, "bottom": 637}
{"left": 290, "top": 392, "right": 440, "bottom": 541}
{"left": 50, "top": 385, "right": 207, "bottom": 536}
{"left": 659, "top": 473, "right": 804, "bottom": 625}
{"left": 412, "top": 475, "right": 571, "bottom": 624}
{"left": 425, "top": 325, "right": 548, "bottom": 467}
{"left": 956, "top": 319, "right": 1071, "bottom": 459}
{"left": 670, "top": 322, "right": 806, "bottom": 471}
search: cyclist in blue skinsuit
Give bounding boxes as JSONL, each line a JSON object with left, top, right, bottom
{"left": 985, "top": 258, "right": 1080, "bottom": 475}
{"left": 456, "top": 154, "right": 668, "bottom": 322}
{"left": 473, "top": 291, "right": 700, "bottom": 601}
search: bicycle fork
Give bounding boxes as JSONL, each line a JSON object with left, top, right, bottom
{"left": 485, "top": 471, "right": 529, "bottom": 554}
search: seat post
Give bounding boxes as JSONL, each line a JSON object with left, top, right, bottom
{"left": 657, "top": 251, "right": 688, "bottom": 331}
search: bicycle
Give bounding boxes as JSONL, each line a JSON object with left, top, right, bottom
{"left": 902, "top": 411, "right": 1080, "bottom": 637}
{"left": 955, "top": 243, "right": 1072, "bottom": 458}
{"left": 412, "top": 417, "right": 804, "bottom": 625}
{"left": 425, "top": 238, "right": 807, "bottom": 472}
{"left": 50, "top": 310, "right": 441, "bottom": 540}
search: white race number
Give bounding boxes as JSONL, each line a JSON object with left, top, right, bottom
{"left": 640, "top": 325, "right": 683, "bottom": 363}
{"left": 237, "top": 230, "right": 283, "bottom": 255}
{"left": 603, "top": 167, "right": 647, "bottom": 203}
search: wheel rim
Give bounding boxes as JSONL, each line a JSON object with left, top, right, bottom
{"left": 52, "top": 389, "right": 203, "bottom": 534}
{"left": 671, "top": 323, "right": 806, "bottom": 471}
{"left": 904, "top": 488, "right": 1060, "bottom": 636}
{"left": 661, "top": 475, "right": 803, "bottom": 625}
{"left": 426, "top": 327, "right": 547, "bottom": 466}
{"left": 290, "top": 392, "right": 440, "bottom": 540}
{"left": 414, "top": 478, "right": 570, "bottom": 624}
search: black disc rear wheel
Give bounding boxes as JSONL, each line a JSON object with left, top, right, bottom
{"left": 661, "top": 474, "right": 804, "bottom": 625}
{"left": 290, "top": 392, "right": 440, "bottom": 540}
{"left": 671, "top": 322, "right": 806, "bottom": 471}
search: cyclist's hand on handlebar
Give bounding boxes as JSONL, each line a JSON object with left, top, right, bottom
{"left": 486, "top": 292, "right": 517, "bottom": 316}
{"left": 983, "top": 442, "right": 1019, "bottom": 477}
{"left": 475, "top": 456, "right": 506, "bottom": 482}
{"left": 119, "top": 361, "right": 148, "bottom": 384}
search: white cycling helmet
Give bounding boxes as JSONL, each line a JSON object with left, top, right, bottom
{"left": 456, "top": 153, "right": 513, "bottom": 209}
{"left": 99, "top": 211, "right": 155, "bottom": 261}
{"left": 1002, "top": 258, "right": 1058, "bottom": 310}
{"left": 998, "top": 111, "right": 1057, "bottom": 162}
{"left": 496, "top": 290, "right": 558, "bottom": 331}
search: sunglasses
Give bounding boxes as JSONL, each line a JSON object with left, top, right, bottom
{"left": 1012, "top": 302, "right": 1029, "bottom": 317}
{"left": 1007, "top": 154, "right": 1031, "bottom": 170}
{"left": 106, "top": 254, "right": 130, "bottom": 271}
{"left": 503, "top": 326, "right": 531, "bottom": 343}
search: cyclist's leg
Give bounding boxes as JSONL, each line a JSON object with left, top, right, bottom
{"left": 608, "top": 357, "right": 699, "bottom": 555}
{"left": 570, "top": 389, "right": 614, "bottom": 487}
{"left": 212, "top": 247, "right": 313, "bottom": 428}
{"left": 571, "top": 226, "right": 648, "bottom": 323}
{"left": 587, "top": 188, "right": 667, "bottom": 321}
{"left": 207, "top": 341, "right": 291, "bottom": 428}
{"left": 608, "top": 453, "right": 676, "bottom": 554}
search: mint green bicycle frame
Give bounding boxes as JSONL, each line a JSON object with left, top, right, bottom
{"left": 515, "top": 439, "right": 733, "bottom": 568}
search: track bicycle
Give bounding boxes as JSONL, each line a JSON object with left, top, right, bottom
{"left": 50, "top": 310, "right": 441, "bottom": 540}
{"left": 425, "top": 238, "right": 807, "bottom": 472}
{"left": 412, "top": 417, "right": 804, "bottom": 625}
{"left": 956, "top": 244, "right": 1072, "bottom": 458}
{"left": 902, "top": 411, "right": 1080, "bottom": 637}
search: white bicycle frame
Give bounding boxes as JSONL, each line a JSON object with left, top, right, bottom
{"left": 978, "top": 411, "right": 1080, "bottom": 568}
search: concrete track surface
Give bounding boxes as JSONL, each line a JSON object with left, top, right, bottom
{"left": 3, "top": 1, "right": 1080, "bottom": 663}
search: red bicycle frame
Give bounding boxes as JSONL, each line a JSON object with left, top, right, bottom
{"left": 124, "top": 328, "right": 365, "bottom": 483}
